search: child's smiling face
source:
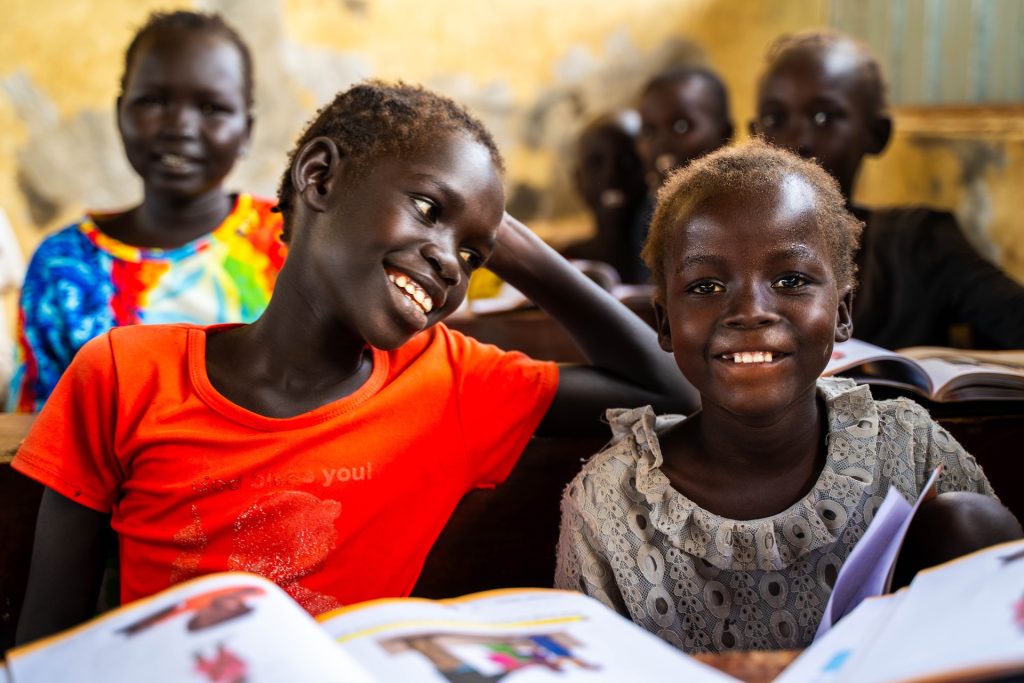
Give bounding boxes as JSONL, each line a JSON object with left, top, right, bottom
{"left": 638, "top": 75, "right": 731, "bottom": 190}
{"left": 655, "top": 175, "right": 852, "bottom": 420}
{"left": 117, "top": 30, "right": 251, "bottom": 199}
{"left": 753, "top": 45, "right": 889, "bottom": 200}
{"left": 299, "top": 130, "right": 504, "bottom": 350}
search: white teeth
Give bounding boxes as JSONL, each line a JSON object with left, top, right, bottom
{"left": 730, "top": 352, "right": 775, "bottom": 364}
{"left": 161, "top": 153, "right": 188, "bottom": 169}
{"left": 655, "top": 153, "right": 677, "bottom": 173}
{"left": 387, "top": 271, "right": 433, "bottom": 314}
{"left": 600, "top": 189, "right": 625, "bottom": 208}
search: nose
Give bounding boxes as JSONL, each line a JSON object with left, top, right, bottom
{"left": 722, "top": 283, "right": 779, "bottom": 329}
{"left": 422, "top": 241, "right": 461, "bottom": 288}
{"left": 161, "top": 103, "right": 199, "bottom": 138}
{"left": 779, "top": 119, "right": 814, "bottom": 159}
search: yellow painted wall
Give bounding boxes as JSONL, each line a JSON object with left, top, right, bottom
{"left": 2, "top": 0, "right": 1022, "bottom": 287}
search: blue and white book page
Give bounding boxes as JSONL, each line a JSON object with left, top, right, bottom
{"left": 774, "top": 592, "right": 903, "bottom": 683}
{"left": 843, "top": 539, "right": 1024, "bottom": 683}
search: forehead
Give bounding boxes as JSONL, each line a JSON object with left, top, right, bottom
{"left": 759, "top": 46, "right": 870, "bottom": 105}
{"left": 377, "top": 132, "right": 504, "bottom": 223}
{"left": 579, "top": 124, "right": 633, "bottom": 154}
{"left": 126, "top": 32, "right": 246, "bottom": 91}
{"left": 642, "top": 75, "right": 719, "bottom": 118}
{"left": 669, "top": 176, "right": 829, "bottom": 263}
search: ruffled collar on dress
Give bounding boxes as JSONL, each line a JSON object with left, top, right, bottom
{"left": 605, "top": 378, "right": 877, "bottom": 571}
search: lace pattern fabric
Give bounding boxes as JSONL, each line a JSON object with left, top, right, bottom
{"left": 555, "top": 378, "right": 994, "bottom": 653}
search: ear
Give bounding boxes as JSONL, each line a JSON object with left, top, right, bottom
{"left": 572, "top": 163, "right": 584, "bottom": 197}
{"left": 115, "top": 95, "right": 126, "bottom": 138}
{"left": 292, "top": 136, "right": 342, "bottom": 212}
{"left": 834, "top": 288, "right": 854, "bottom": 342}
{"left": 240, "top": 111, "right": 255, "bottom": 155}
{"left": 866, "top": 115, "right": 892, "bottom": 156}
{"left": 652, "top": 299, "right": 674, "bottom": 352}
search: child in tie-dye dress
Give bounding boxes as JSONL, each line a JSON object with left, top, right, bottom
{"left": 10, "top": 11, "right": 285, "bottom": 411}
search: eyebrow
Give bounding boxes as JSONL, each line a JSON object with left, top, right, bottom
{"left": 412, "top": 174, "right": 466, "bottom": 211}
{"left": 677, "top": 252, "right": 725, "bottom": 271}
{"left": 766, "top": 244, "right": 824, "bottom": 263}
{"left": 676, "top": 244, "right": 823, "bottom": 272}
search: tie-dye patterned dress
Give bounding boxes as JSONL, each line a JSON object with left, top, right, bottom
{"left": 10, "top": 194, "right": 286, "bottom": 411}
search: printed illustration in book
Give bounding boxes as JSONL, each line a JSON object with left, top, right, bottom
{"left": 824, "top": 338, "right": 1024, "bottom": 401}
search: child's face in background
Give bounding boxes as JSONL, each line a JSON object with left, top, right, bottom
{"left": 656, "top": 177, "right": 851, "bottom": 420}
{"left": 574, "top": 118, "right": 646, "bottom": 218}
{"left": 304, "top": 131, "right": 504, "bottom": 350}
{"left": 637, "top": 76, "right": 731, "bottom": 191}
{"left": 753, "top": 47, "right": 881, "bottom": 200}
{"left": 118, "top": 31, "right": 251, "bottom": 199}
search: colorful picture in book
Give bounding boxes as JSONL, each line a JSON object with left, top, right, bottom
{"left": 194, "top": 643, "right": 249, "bottom": 683}
{"left": 379, "top": 631, "right": 599, "bottom": 682}
{"left": 117, "top": 585, "right": 267, "bottom": 636}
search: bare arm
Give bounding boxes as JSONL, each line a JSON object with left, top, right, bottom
{"left": 485, "top": 213, "right": 697, "bottom": 436}
{"left": 16, "top": 488, "right": 108, "bottom": 645}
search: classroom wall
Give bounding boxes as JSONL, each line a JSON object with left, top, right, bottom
{"left": 2, "top": 0, "right": 1022, "bottom": 284}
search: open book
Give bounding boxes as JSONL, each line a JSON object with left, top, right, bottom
{"left": 6, "top": 536, "right": 1024, "bottom": 683}
{"left": 824, "top": 338, "right": 1024, "bottom": 401}
{"left": 3, "top": 575, "right": 733, "bottom": 683}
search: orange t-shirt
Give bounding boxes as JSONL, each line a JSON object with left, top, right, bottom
{"left": 13, "top": 323, "right": 558, "bottom": 614}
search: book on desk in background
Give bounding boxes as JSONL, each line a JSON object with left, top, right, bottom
{"left": 5, "top": 537, "right": 1024, "bottom": 682}
{"left": 824, "top": 338, "right": 1024, "bottom": 402}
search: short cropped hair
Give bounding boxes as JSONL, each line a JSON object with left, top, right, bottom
{"left": 275, "top": 81, "right": 504, "bottom": 237}
{"left": 642, "top": 140, "right": 863, "bottom": 302}
{"left": 764, "top": 29, "right": 887, "bottom": 118}
{"left": 641, "top": 66, "right": 733, "bottom": 131}
{"left": 121, "top": 11, "right": 254, "bottom": 108}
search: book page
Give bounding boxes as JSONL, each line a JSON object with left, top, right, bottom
{"left": 815, "top": 467, "right": 942, "bottom": 639}
{"left": 915, "top": 356, "right": 1024, "bottom": 401}
{"left": 823, "top": 339, "right": 932, "bottom": 395}
{"left": 319, "top": 588, "right": 739, "bottom": 682}
{"left": 840, "top": 539, "right": 1024, "bottom": 683}
{"left": 774, "top": 593, "right": 904, "bottom": 683}
{"left": 7, "top": 572, "right": 376, "bottom": 683}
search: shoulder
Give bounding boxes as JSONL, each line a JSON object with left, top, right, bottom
{"left": 105, "top": 323, "right": 196, "bottom": 363}
{"left": 564, "top": 406, "right": 661, "bottom": 510}
{"left": 29, "top": 219, "right": 95, "bottom": 262}
{"left": 235, "top": 194, "right": 282, "bottom": 231}
{"left": 866, "top": 206, "right": 963, "bottom": 249}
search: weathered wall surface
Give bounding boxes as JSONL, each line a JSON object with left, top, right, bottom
{"left": 2, "top": 0, "right": 1021, "bottom": 283}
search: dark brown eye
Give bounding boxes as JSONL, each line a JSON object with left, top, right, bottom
{"left": 458, "top": 248, "right": 482, "bottom": 270}
{"left": 411, "top": 197, "right": 438, "bottom": 222}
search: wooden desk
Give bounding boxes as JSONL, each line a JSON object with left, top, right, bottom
{"left": 696, "top": 650, "right": 800, "bottom": 682}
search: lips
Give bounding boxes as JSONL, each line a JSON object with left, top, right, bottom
{"left": 600, "top": 188, "right": 625, "bottom": 208}
{"left": 655, "top": 153, "right": 678, "bottom": 173}
{"left": 154, "top": 152, "right": 200, "bottom": 173}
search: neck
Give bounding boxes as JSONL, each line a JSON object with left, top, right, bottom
{"left": 135, "top": 186, "right": 234, "bottom": 239}
{"left": 694, "top": 391, "right": 825, "bottom": 477}
{"left": 235, "top": 263, "right": 369, "bottom": 392}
